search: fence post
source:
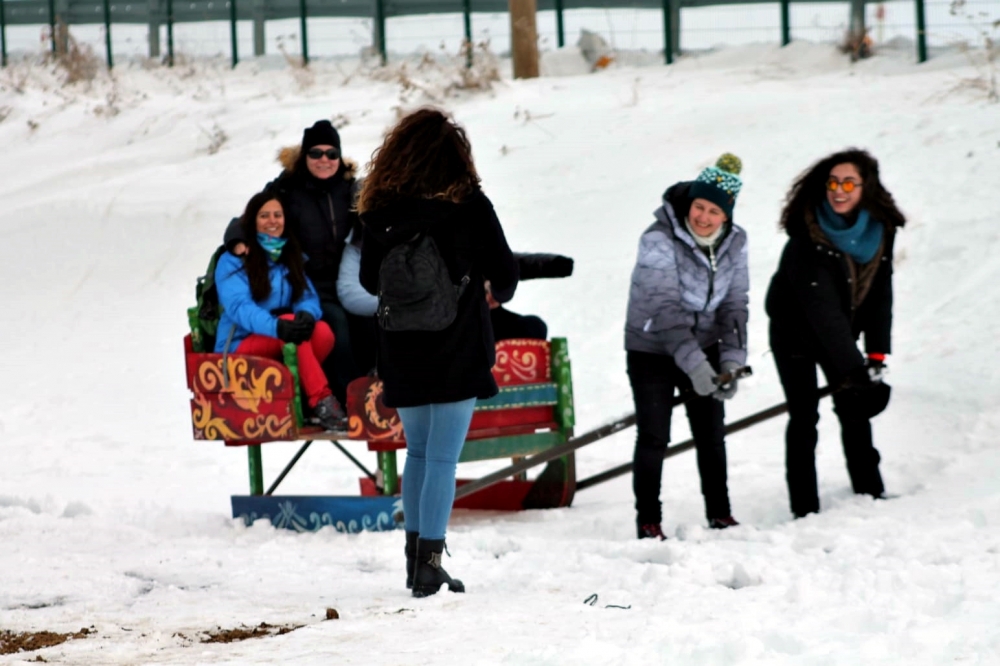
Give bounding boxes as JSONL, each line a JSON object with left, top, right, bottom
{"left": 914, "top": 0, "right": 927, "bottom": 62}
{"left": 373, "top": 0, "right": 386, "bottom": 64}
{"left": 661, "top": 0, "right": 672, "bottom": 64}
{"left": 462, "top": 0, "right": 471, "bottom": 67}
{"left": 48, "top": 0, "right": 56, "bottom": 53}
{"left": 0, "top": 0, "right": 7, "bottom": 67}
{"left": 252, "top": 0, "right": 264, "bottom": 55}
{"left": 780, "top": 0, "right": 790, "bottom": 46}
{"left": 555, "top": 0, "right": 563, "bottom": 47}
{"left": 103, "top": 0, "right": 113, "bottom": 68}
{"left": 849, "top": 0, "right": 865, "bottom": 42}
{"left": 299, "top": 0, "right": 309, "bottom": 64}
{"left": 229, "top": 0, "right": 238, "bottom": 68}
{"left": 166, "top": 0, "right": 174, "bottom": 65}
{"left": 509, "top": 0, "right": 539, "bottom": 78}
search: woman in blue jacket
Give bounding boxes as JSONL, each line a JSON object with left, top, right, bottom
{"left": 624, "top": 154, "right": 749, "bottom": 539}
{"left": 215, "top": 191, "right": 346, "bottom": 430}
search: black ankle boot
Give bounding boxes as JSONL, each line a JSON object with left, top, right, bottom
{"left": 405, "top": 531, "right": 418, "bottom": 590}
{"left": 412, "top": 538, "right": 464, "bottom": 598}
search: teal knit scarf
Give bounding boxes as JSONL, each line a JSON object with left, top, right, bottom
{"left": 257, "top": 233, "right": 287, "bottom": 261}
{"left": 816, "top": 200, "right": 883, "bottom": 264}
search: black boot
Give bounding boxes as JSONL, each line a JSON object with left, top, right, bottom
{"left": 313, "top": 394, "right": 347, "bottom": 431}
{"left": 412, "top": 539, "right": 464, "bottom": 598}
{"left": 405, "top": 531, "right": 418, "bottom": 590}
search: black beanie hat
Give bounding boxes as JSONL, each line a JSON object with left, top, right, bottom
{"left": 301, "top": 120, "right": 341, "bottom": 152}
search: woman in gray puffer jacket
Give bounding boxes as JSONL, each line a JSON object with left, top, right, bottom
{"left": 624, "top": 154, "right": 749, "bottom": 539}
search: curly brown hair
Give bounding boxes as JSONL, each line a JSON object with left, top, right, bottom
{"left": 780, "top": 148, "right": 906, "bottom": 233}
{"left": 357, "top": 108, "right": 481, "bottom": 213}
{"left": 238, "top": 191, "right": 308, "bottom": 304}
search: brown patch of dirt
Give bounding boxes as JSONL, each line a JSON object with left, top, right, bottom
{"left": 0, "top": 627, "right": 94, "bottom": 655}
{"left": 200, "top": 622, "right": 302, "bottom": 644}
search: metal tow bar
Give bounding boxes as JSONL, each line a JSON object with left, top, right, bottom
{"left": 454, "top": 366, "right": 782, "bottom": 501}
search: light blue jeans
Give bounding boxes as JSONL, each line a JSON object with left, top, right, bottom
{"left": 397, "top": 398, "right": 477, "bottom": 540}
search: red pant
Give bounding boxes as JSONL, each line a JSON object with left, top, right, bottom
{"left": 235, "top": 317, "right": 335, "bottom": 407}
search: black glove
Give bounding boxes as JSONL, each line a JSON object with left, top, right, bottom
{"left": 276, "top": 318, "right": 310, "bottom": 345}
{"left": 515, "top": 253, "right": 575, "bottom": 280}
{"left": 839, "top": 366, "right": 891, "bottom": 418}
{"left": 293, "top": 311, "right": 316, "bottom": 338}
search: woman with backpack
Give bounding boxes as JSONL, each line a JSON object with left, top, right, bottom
{"left": 624, "top": 154, "right": 749, "bottom": 539}
{"left": 358, "top": 108, "right": 518, "bottom": 598}
{"left": 215, "top": 191, "right": 347, "bottom": 431}
{"left": 766, "top": 149, "right": 904, "bottom": 518}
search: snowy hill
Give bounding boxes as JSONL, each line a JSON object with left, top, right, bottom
{"left": 1, "top": 44, "right": 999, "bottom": 664}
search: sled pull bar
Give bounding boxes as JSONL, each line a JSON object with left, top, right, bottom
{"left": 576, "top": 385, "right": 833, "bottom": 491}
{"left": 452, "top": 366, "right": 754, "bottom": 502}
{"left": 453, "top": 409, "right": 646, "bottom": 502}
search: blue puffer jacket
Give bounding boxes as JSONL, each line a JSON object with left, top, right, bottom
{"left": 624, "top": 182, "right": 749, "bottom": 375}
{"left": 214, "top": 251, "right": 323, "bottom": 353}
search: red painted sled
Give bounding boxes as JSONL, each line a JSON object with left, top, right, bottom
{"left": 184, "top": 335, "right": 576, "bottom": 532}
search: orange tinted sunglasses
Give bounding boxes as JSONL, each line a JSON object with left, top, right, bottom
{"left": 827, "top": 178, "right": 860, "bottom": 193}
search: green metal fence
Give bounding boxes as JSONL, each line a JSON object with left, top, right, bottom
{"left": 0, "top": 0, "right": 995, "bottom": 68}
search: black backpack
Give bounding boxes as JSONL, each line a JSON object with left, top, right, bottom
{"left": 377, "top": 233, "right": 469, "bottom": 332}
{"left": 187, "top": 244, "right": 228, "bottom": 352}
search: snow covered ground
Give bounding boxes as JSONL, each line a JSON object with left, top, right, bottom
{"left": 1, "top": 42, "right": 999, "bottom": 664}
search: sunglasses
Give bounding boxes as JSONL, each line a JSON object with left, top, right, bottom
{"left": 827, "top": 178, "right": 861, "bottom": 193}
{"left": 306, "top": 148, "right": 340, "bottom": 160}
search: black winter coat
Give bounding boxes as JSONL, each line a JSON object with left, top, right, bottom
{"left": 266, "top": 167, "right": 358, "bottom": 301}
{"left": 765, "top": 214, "right": 895, "bottom": 387}
{"left": 359, "top": 192, "right": 519, "bottom": 408}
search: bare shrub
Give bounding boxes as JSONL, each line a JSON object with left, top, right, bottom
{"left": 201, "top": 123, "right": 229, "bottom": 155}
{"left": 839, "top": 28, "right": 874, "bottom": 62}
{"left": 47, "top": 22, "right": 101, "bottom": 85}
{"left": 950, "top": 0, "right": 999, "bottom": 102}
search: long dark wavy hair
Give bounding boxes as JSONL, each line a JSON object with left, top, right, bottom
{"left": 780, "top": 148, "right": 906, "bottom": 234}
{"left": 239, "top": 191, "right": 308, "bottom": 303}
{"left": 357, "top": 108, "right": 481, "bottom": 213}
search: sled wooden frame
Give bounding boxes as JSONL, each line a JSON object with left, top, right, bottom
{"left": 184, "top": 335, "right": 576, "bottom": 533}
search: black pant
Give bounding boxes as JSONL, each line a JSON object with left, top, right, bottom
{"left": 319, "top": 299, "right": 361, "bottom": 404}
{"left": 627, "top": 349, "right": 730, "bottom": 525}
{"left": 490, "top": 306, "right": 548, "bottom": 341}
{"left": 770, "top": 323, "right": 884, "bottom": 517}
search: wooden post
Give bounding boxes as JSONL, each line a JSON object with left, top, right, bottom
{"left": 780, "top": 0, "right": 790, "bottom": 46}
{"left": 509, "top": 0, "right": 539, "bottom": 79}
{"left": 850, "top": 0, "right": 865, "bottom": 42}
{"left": 914, "top": 0, "right": 927, "bottom": 62}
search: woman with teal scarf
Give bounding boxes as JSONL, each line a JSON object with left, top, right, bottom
{"left": 765, "top": 149, "right": 907, "bottom": 518}
{"left": 215, "top": 191, "right": 347, "bottom": 431}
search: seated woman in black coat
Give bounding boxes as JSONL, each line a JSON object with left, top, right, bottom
{"left": 765, "top": 148, "right": 905, "bottom": 518}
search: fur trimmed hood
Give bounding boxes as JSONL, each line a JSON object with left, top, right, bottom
{"left": 277, "top": 145, "right": 358, "bottom": 181}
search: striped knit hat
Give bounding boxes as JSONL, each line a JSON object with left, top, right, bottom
{"left": 689, "top": 153, "right": 743, "bottom": 220}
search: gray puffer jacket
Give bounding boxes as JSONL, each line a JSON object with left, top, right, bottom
{"left": 624, "top": 182, "right": 749, "bottom": 375}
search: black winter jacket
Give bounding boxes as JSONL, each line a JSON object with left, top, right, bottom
{"left": 765, "top": 214, "right": 894, "bottom": 386}
{"left": 225, "top": 152, "right": 360, "bottom": 303}
{"left": 359, "top": 192, "right": 518, "bottom": 408}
